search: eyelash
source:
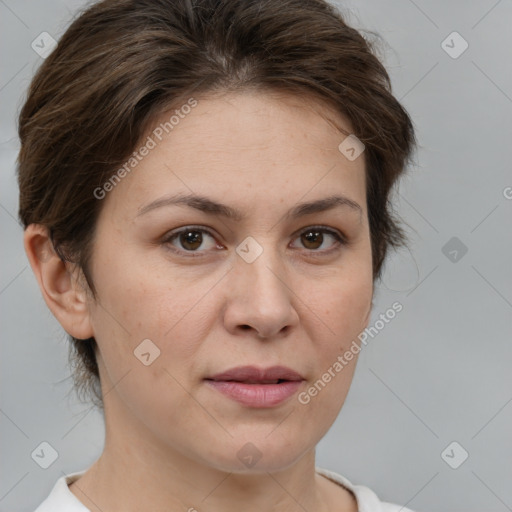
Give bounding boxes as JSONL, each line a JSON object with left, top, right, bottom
{"left": 161, "top": 225, "right": 347, "bottom": 258}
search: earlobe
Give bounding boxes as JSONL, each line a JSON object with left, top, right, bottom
{"left": 23, "top": 224, "right": 94, "bottom": 340}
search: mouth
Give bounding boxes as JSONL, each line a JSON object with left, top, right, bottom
{"left": 206, "top": 378, "right": 298, "bottom": 384}
{"left": 204, "top": 365, "right": 305, "bottom": 407}
{"left": 213, "top": 379, "right": 289, "bottom": 384}
{"left": 206, "top": 365, "right": 304, "bottom": 383}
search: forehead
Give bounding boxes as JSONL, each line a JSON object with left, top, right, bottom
{"left": 147, "top": 89, "right": 355, "bottom": 155}
{"left": 104, "top": 90, "right": 367, "bottom": 219}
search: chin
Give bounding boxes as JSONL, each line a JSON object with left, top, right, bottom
{"left": 198, "top": 429, "right": 314, "bottom": 474}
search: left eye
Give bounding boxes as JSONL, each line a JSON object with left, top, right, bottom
{"left": 162, "top": 226, "right": 346, "bottom": 256}
{"left": 290, "top": 227, "right": 346, "bottom": 252}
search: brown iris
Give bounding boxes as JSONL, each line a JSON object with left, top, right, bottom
{"left": 179, "top": 230, "right": 203, "bottom": 250}
{"left": 301, "top": 230, "right": 324, "bottom": 250}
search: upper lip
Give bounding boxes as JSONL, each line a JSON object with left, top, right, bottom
{"left": 206, "top": 365, "right": 304, "bottom": 383}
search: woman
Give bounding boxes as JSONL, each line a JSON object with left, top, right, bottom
{"left": 18, "top": 0, "right": 417, "bottom": 510}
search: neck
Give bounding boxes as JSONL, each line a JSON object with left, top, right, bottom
{"left": 70, "top": 441, "right": 331, "bottom": 512}
{"left": 68, "top": 401, "right": 334, "bottom": 512}
{"left": 68, "top": 361, "right": 356, "bottom": 512}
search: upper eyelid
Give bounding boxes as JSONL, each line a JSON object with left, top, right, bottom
{"left": 163, "top": 225, "right": 346, "bottom": 248}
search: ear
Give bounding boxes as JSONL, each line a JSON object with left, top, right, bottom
{"left": 23, "top": 224, "right": 94, "bottom": 340}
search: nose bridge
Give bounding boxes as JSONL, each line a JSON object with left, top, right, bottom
{"left": 236, "top": 234, "right": 288, "bottom": 302}
{"left": 225, "top": 234, "right": 298, "bottom": 338}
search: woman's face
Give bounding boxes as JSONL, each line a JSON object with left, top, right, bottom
{"left": 85, "top": 90, "right": 373, "bottom": 472}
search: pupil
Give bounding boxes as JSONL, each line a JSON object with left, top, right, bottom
{"left": 303, "top": 230, "right": 322, "bottom": 249}
{"left": 178, "top": 230, "right": 324, "bottom": 251}
{"left": 182, "top": 231, "right": 202, "bottom": 250}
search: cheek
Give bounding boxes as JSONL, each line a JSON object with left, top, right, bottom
{"left": 89, "top": 253, "right": 207, "bottom": 380}
{"left": 297, "top": 274, "right": 371, "bottom": 420}
{"left": 86, "top": 244, "right": 158, "bottom": 358}
{"left": 296, "top": 259, "right": 372, "bottom": 417}
{"left": 331, "top": 278, "right": 372, "bottom": 344}
{"left": 306, "top": 261, "right": 373, "bottom": 349}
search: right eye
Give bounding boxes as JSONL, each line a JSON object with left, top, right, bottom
{"left": 161, "top": 226, "right": 223, "bottom": 257}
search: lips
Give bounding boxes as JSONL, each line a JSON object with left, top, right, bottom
{"left": 205, "top": 365, "right": 305, "bottom": 407}
{"left": 206, "top": 365, "right": 304, "bottom": 384}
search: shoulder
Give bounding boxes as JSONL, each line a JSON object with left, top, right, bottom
{"left": 316, "top": 466, "right": 419, "bottom": 512}
{"left": 33, "top": 469, "right": 89, "bottom": 512}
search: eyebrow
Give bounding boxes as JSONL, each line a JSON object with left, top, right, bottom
{"left": 136, "top": 193, "right": 362, "bottom": 222}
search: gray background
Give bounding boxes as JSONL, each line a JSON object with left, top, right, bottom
{"left": 1, "top": 1, "right": 511, "bottom": 511}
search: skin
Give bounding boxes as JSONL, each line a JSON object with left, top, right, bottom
{"left": 24, "top": 90, "right": 373, "bottom": 512}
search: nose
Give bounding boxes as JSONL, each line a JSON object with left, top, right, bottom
{"left": 222, "top": 246, "right": 299, "bottom": 340}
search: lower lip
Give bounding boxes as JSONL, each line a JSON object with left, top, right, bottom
{"left": 205, "top": 380, "right": 303, "bottom": 407}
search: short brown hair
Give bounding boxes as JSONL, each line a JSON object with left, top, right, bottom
{"left": 17, "top": 0, "right": 416, "bottom": 409}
